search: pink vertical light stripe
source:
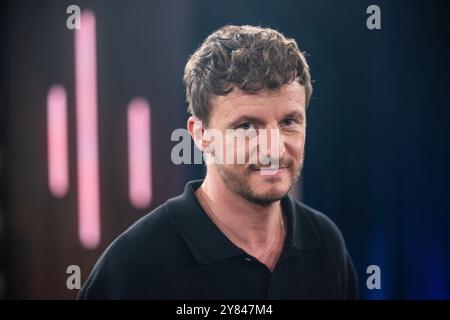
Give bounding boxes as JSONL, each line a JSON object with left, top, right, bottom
{"left": 75, "top": 10, "right": 100, "bottom": 249}
{"left": 47, "top": 85, "right": 69, "bottom": 197}
{"left": 127, "top": 98, "right": 152, "bottom": 209}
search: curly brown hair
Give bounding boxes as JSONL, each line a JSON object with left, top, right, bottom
{"left": 183, "top": 25, "right": 312, "bottom": 125}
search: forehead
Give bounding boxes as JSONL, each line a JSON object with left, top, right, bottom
{"left": 209, "top": 82, "right": 306, "bottom": 124}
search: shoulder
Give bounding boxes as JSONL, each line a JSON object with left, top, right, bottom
{"left": 103, "top": 203, "right": 175, "bottom": 258}
{"left": 291, "top": 199, "right": 349, "bottom": 264}
{"left": 78, "top": 202, "right": 183, "bottom": 299}
{"left": 291, "top": 199, "right": 359, "bottom": 298}
{"left": 296, "top": 201, "right": 346, "bottom": 246}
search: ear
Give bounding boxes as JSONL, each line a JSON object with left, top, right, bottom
{"left": 187, "top": 116, "right": 210, "bottom": 152}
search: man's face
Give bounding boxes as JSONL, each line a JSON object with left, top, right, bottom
{"left": 206, "top": 81, "right": 306, "bottom": 206}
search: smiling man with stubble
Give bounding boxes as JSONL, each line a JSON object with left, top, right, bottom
{"left": 78, "top": 25, "right": 358, "bottom": 300}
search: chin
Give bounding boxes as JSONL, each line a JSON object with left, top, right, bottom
{"left": 216, "top": 163, "right": 298, "bottom": 206}
{"left": 245, "top": 189, "right": 289, "bottom": 207}
{"left": 251, "top": 171, "right": 289, "bottom": 188}
{"left": 250, "top": 180, "right": 291, "bottom": 200}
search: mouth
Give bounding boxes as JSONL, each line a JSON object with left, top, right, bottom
{"left": 251, "top": 166, "right": 288, "bottom": 176}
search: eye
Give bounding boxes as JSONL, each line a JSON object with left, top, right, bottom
{"left": 281, "top": 118, "right": 296, "bottom": 127}
{"left": 236, "top": 122, "right": 255, "bottom": 131}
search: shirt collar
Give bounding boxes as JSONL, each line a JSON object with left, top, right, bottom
{"left": 166, "top": 180, "right": 322, "bottom": 264}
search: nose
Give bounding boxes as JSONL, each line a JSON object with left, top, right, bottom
{"left": 258, "top": 127, "right": 286, "bottom": 166}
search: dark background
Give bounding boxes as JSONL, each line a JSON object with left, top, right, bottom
{"left": 1, "top": 0, "right": 449, "bottom": 299}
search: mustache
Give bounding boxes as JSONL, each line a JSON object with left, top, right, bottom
{"left": 249, "top": 158, "right": 294, "bottom": 170}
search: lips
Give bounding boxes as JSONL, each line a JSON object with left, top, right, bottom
{"left": 251, "top": 166, "right": 288, "bottom": 176}
{"left": 250, "top": 160, "right": 292, "bottom": 172}
{"left": 252, "top": 166, "right": 288, "bottom": 171}
{"left": 249, "top": 161, "right": 292, "bottom": 176}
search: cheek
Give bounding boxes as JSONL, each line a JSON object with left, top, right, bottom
{"left": 285, "top": 134, "right": 305, "bottom": 158}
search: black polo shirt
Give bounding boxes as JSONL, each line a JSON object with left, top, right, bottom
{"left": 78, "top": 180, "right": 358, "bottom": 299}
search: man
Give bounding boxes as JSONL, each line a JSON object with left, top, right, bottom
{"left": 78, "top": 25, "right": 358, "bottom": 299}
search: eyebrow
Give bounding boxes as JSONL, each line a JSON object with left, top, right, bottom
{"left": 227, "top": 110, "right": 305, "bottom": 128}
